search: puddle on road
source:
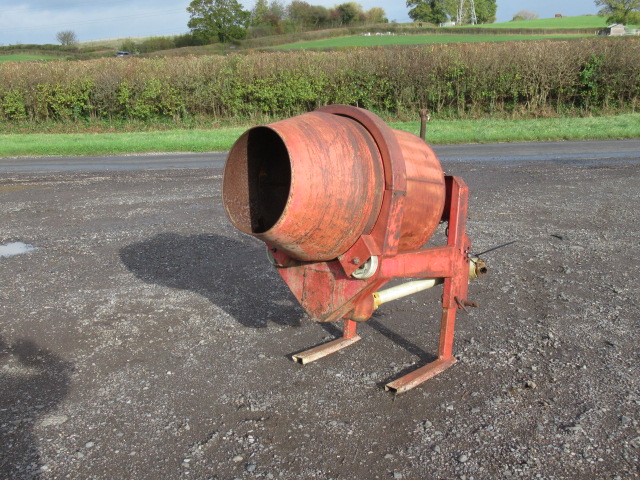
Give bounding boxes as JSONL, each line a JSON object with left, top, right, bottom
{"left": 0, "top": 242, "right": 36, "bottom": 258}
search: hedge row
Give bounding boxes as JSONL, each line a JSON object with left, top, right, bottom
{"left": 0, "top": 38, "right": 638, "bottom": 123}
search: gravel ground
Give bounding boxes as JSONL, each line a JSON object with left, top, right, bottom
{"left": 1, "top": 150, "right": 639, "bottom": 480}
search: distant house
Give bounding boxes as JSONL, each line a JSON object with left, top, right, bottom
{"left": 599, "top": 24, "right": 626, "bottom": 36}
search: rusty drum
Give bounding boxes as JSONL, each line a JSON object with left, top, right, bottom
{"left": 222, "top": 105, "right": 445, "bottom": 261}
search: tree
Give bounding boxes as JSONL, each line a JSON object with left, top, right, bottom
{"left": 474, "top": 0, "right": 497, "bottom": 23}
{"left": 257, "top": 0, "right": 286, "bottom": 31}
{"left": 187, "top": 0, "right": 250, "bottom": 43}
{"left": 595, "top": 0, "right": 640, "bottom": 24}
{"left": 409, "top": 0, "right": 495, "bottom": 25}
{"left": 249, "top": 0, "right": 286, "bottom": 37}
{"left": 406, "top": 0, "right": 448, "bottom": 24}
{"left": 309, "top": 5, "right": 330, "bottom": 26}
{"left": 512, "top": 9, "right": 538, "bottom": 21}
{"left": 430, "top": 0, "right": 496, "bottom": 24}
{"left": 288, "top": 0, "right": 314, "bottom": 27}
{"left": 287, "top": 1, "right": 333, "bottom": 29}
{"left": 56, "top": 30, "right": 78, "bottom": 45}
{"left": 446, "top": 0, "right": 496, "bottom": 24}
{"left": 251, "top": 0, "right": 270, "bottom": 26}
{"left": 366, "top": 7, "right": 388, "bottom": 23}
{"left": 268, "top": 0, "right": 287, "bottom": 21}
{"left": 335, "top": 2, "right": 365, "bottom": 25}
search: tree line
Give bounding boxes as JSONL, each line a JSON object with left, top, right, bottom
{"left": 596, "top": 0, "right": 640, "bottom": 25}
{"left": 252, "top": 0, "right": 387, "bottom": 31}
{"left": 406, "top": 0, "right": 497, "bottom": 25}
{"left": 406, "top": 0, "right": 640, "bottom": 27}
{"left": 187, "top": 0, "right": 389, "bottom": 45}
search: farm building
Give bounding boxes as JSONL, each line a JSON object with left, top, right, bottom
{"left": 599, "top": 24, "right": 626, "bottom": 36}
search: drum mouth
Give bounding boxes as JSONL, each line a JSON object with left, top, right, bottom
{"left": 223, "top": 126, "right": 291, "bottom": 234}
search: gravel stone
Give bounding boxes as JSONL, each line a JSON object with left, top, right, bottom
{"left": 40, "top": 414, "right": 69, "bottom": 427}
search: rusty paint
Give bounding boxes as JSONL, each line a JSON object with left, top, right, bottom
{"left": 223, "top": 112, "right": 384, "bottom": 261}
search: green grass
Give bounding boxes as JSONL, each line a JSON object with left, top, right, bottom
{"left": 0, "top": 54, "right": 60, "bottom": 62}
{"left": 470, "top": 15, "right": 608, "bottom": 29}
{"left": 1, "top": 114, "right": 638, "bottom": 157}
{"left": 272, "top": 33, "right": 588, "bottom": 50}
{"left": 0, "top": 128, "right": 247, "bottom": 157}
{"left": 392, "top": 114, "right": 640, "bottom": 144}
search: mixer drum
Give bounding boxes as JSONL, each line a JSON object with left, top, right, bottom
{"left": 222, "top": 106, "right": 446, "bottom": 262}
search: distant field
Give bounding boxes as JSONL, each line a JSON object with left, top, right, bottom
{"left": 270, "top": 14, "right": 639, "bottom": 51}
{"left": 0, "top": 54, "right": 59, "bottom": 62}
{"left": 470, "top": 15, "right": 607, "bottom": 29}
{"left": 272, "top": 33, "right": 588, "bottom": 50}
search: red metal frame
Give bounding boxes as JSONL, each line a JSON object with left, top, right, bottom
{"left": 385, "top": 176, "right": 470, "bottom": 393}
{"left": 290, "top": 176, "right": 472, "bottom": 394}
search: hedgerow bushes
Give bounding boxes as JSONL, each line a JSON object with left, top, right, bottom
{"left": 0, "top": 38, "right": 638, "bottom": 124}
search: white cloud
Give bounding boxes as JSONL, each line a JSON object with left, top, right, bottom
{"left": 0, "top": 1, "right": 190, "bottom": 45}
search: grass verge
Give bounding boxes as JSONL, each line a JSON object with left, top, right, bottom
{"left": 0, "top": 114, "right": 638, "bottom": 157}
{"left": 393, "top": 114, "right": 640, "bottom": 144}
{"left": 0, "top": 128, "right": 247, "bottom": 157}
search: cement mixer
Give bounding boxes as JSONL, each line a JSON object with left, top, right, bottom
{"left": 222, "top": 105, "right": 486, "bottom": 394}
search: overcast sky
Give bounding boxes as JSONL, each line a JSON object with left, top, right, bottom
{"left": 0, "top": 0, "right": 601, "bottom": 46}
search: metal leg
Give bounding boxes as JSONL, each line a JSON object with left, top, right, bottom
{"left": 384, "top": 306, "right": 458, "bottom": 394}
{"left": 385, "top": 177, "right": 470, "bottom": 394}
{"left": 342, "top": 318, "right": 358, "bottom": 339}
{"left": 385, "top": 357, "right": 457, "bottom": 394}
{"left": 291, "top": 319, "right": 361, "bottom": 365}
{"left": 438, "top": 278, "right": 460, "bottom": 360}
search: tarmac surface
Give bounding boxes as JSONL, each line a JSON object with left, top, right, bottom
{"left": 1, "top": 139, "right": 639, "bottom": 172}
{"left": 1, "top": 140, "right": 639, "bottom": 479}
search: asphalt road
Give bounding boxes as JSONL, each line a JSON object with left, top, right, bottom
{"left": 1, "top": 139, "right": 639, "bottom": 172}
